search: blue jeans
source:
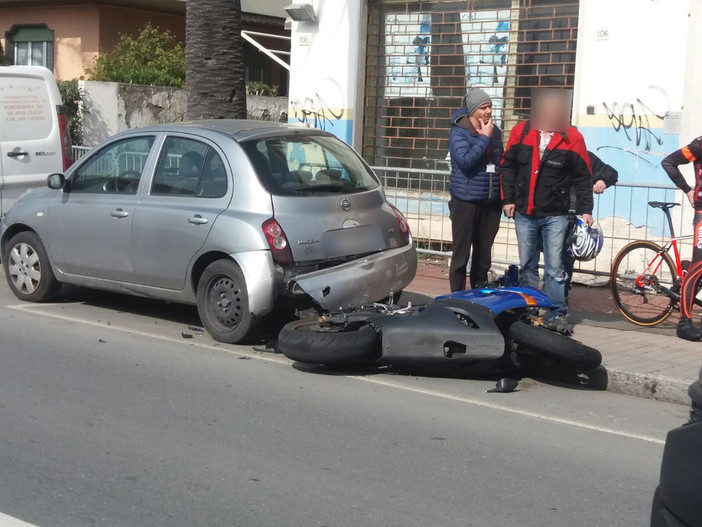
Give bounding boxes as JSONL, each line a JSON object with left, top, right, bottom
{"left": 514, "top": 212, "right": 570, "bottom": 316}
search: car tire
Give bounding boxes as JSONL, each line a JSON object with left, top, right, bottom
{"left": 509, "top": 321, "right": 602, "bottom": 368}
{"left": 196, "top": 259, "right": 258, "bottom": 344}
{"left": 278, "top": 320, "right": 379, "bottom": 365}
{"left": 3, "top": 231, "right": 60, "bottom": 302}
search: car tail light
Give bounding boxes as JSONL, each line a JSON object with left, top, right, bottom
{"left": 262, "top": 218, "right": 293, "bottom": 265}
{"left": 390, "top": 204, "right": 411, "bottom": 245}
{"left": 57, "top": 107, "right": 74, "bottom": 171}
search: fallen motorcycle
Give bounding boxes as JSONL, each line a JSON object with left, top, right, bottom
{"left": 277, "top": 287, "right": 602, "bottom": 374}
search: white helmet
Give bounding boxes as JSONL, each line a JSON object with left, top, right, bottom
{"left": 568, "top": 218, "right": 603, "bottom": 261}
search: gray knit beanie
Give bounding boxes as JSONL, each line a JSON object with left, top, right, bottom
{"left": 463, "top": 88, "right": 492, "bottom": 115}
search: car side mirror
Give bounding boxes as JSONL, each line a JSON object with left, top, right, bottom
{"left": 47, "top": 173, "right": 65, "bottom": 190}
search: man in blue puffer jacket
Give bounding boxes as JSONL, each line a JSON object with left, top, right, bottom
{"left": 448, "top": 88, "right": 503, "bottom": 291}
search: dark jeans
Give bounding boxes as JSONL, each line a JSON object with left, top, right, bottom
{"left": 449, "top": 198, "right": 501, "bottom": 292}
{"left": 680, "top": 210, "right": 702, "bottom": 320}
{"left": 538, "top": 218, "right": 575, "bottom": 299}
{"left": 564, "top": 248, "right": 575, "bottom": 299}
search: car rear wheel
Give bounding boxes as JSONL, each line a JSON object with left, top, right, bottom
{"left": 3, "top": 231, "right": 60, "bottom": 302}
{"left": 278, "top": 320, "right": 379, "bottom": 365}
{"left": 197, "top": 259, "right": 258, "bottom": 344}
{"left": 509, "top": 321, "right": 602, "bottom": 368}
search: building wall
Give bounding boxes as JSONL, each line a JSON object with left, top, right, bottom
{"left": 97, "top": 5, "right": 185, "bottom": 54}
{"left": 0, "top": 5, "right": 100, "bottom": 81}
{"left": 242, "top": 20, "right": 289, "bottom": 95}
{"left": 2, "top": 4, "right": 287, "bottom": 89}
{"left": 572, "top": 0, "right": 695, "bottom": 235}
{"left": 360, "top": 0, "right": 580, "bottom": 168}
{"left": 287, "top": 0, "right": 362, "bottom": 145}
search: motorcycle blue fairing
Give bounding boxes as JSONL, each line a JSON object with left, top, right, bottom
{"left": 436, "top": 287, "right": 553, "bottom": 315}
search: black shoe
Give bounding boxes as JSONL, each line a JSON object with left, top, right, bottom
{"left": 677, "top": 319, "right": 702, "bottom": 341}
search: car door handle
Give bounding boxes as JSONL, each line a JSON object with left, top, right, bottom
{"left": 111, "top": 209, "right": 129, "bottom": 218}
{"left": 7, "top": 151, "right": 29, "bottom": 158}
{"left": 188, "top": 215, "right": 208, "bottom": 225}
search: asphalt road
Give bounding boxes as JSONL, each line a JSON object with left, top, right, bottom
{"left": 0, "top": 282, "right": 690, "bottom": 527}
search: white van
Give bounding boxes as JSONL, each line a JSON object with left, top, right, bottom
{"left": 0, "top": 66, "right": 73, "bottom": 217}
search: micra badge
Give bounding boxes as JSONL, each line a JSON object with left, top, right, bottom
{"left": 341, "top": 199, "right": 351, "bottom": 211}
{"left": 297, "top": 238, "right": 319, "bottom": 245}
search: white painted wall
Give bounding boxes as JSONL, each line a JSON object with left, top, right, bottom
{"left": 573, "top": 0, "right": 689, "bottom": 118}
{"left": 679, "top": 1, "right": 702, "bottom": 150}
{"left": 573, "top": 0, "right": 695, "bottom": 237}
{"left": 287, "top": 0, "right": 363, "bottom": 145}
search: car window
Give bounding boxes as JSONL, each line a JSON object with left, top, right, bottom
{"left": 151, "top": 137, "right": 228, "bottom": 198}
{"left": 240, "top": 135, "right": 379, "bottom": 196}
{"left": 70, "top": 136, "right": 155, "bottom": 194}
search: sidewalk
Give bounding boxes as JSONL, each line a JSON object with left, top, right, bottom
{"left": 408, "top": 260, "right": 700, "bottom": 406}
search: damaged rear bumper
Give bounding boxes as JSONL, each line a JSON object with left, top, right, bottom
{"left": 289, "top": 242, "right": 417, "bottom": 311}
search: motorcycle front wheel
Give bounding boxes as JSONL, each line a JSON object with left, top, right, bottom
{"left": 509, "top": 321, "right": 602, "bottom": 369}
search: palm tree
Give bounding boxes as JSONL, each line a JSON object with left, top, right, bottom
{"left": 186, "top": 0, "right": 247, "bottom": 119}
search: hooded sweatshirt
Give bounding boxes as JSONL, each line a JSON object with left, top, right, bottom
{"left": 448, "top": 108, "right": 503, "bottom": 202}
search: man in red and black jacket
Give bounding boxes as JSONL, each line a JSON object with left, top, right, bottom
{"left": 500, "top": 90, "right": 593, "bottom": 327}
{"left": 662, "top": 136, "right": 702, "bottom": 341}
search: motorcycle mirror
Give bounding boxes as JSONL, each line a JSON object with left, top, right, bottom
{"left": 487, "top": 378, "right": 518, "bottom": 393}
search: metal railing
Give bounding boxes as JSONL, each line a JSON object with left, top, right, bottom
{"left": 372, "top": 165, "right": 691, "bottom": 278}
{"left": 73, "top": 145, "right": 91, "bottom": 159}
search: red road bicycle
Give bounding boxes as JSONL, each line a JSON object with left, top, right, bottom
{"left": 610, "top": 201, "right": 702, "bottom": 325}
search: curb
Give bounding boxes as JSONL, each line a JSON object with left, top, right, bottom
{"left": 603, "top": 368, "right": 693, "bottom": 407}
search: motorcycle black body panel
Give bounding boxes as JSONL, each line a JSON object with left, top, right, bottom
{"left": 370, "top": 299, "right": 507, "bottom": 367}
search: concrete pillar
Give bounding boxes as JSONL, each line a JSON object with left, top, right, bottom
{"left": 286, "top": 0, "right": 365, "bottom": 147}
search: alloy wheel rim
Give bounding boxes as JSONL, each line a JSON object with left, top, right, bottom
{"left": 8, "top": 242, "right": 41, "bottom": 294}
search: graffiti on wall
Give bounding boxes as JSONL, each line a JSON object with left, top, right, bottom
{"left": 384, "top": 13, "right": 432, "bottom": 98}
{"left": 288, "top": 78, "right": 352, "bottom": 144}
{"left": 290, "top": 77, "right": 346, "bottom": 132}
{"left": 600, "top": 85, "right": 670, "bottom": 163}
{"left": 290, "top": 93, "right": 345, "bottom": 132}
{"left": 460, "top": 10, "right": 510, "bottom": 126}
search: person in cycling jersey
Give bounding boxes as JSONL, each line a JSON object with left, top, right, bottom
{"left": 662, "top": 136, "right": 702, "bottom": 341}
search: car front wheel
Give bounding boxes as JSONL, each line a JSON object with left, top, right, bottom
{"left": 3, "top": 231, "right": 60, "bottom": 302}
{"left": 196, "top": 259, "right": 258, "bottom": 344}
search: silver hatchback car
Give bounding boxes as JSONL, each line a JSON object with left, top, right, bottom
{"left": 1, "top": 121, "right": 417, "bottom": 343}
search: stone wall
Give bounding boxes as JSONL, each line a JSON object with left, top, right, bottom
{"left": 247, "top": 95, "right": 288, "bottom": 122}
{"left": 79, "top": 81, "right": 287, "bottom": 146}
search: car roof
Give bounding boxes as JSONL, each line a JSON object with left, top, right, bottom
{"left": 132, "top": 120, "right": 332, "bottom": 142}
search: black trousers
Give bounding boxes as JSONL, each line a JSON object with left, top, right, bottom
{"left": 681, "top": 210, "right": 702, "bottom": 320}
{"left": 449, "top": 198, "right": 502, "bottom": 292}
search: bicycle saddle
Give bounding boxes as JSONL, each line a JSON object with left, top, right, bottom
{"left": 648, "top": 201, "right": 679, "bottom": 210}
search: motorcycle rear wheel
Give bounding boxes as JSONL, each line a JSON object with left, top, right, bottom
{"left": 278, "top": 320, "right": 380, "bottom": 365}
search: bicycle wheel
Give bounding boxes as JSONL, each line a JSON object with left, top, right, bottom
{"left": 610, "top": 240, "right": 677, "bottom": 325}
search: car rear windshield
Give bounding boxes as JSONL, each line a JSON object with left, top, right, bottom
{"left": 241, "top": 134, "right": 379, "bottom": 195}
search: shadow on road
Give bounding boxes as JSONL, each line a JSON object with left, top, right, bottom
{"left": 291, "top": 359, "right": 609, "bottom": 392}
{"left": 57, "top": 284, "right": 202, "bottom": 326}
{"left": 53, "top": 284, "right": 295, "bottom": 345}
